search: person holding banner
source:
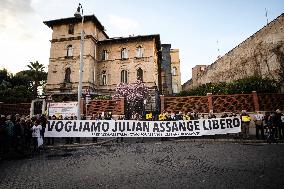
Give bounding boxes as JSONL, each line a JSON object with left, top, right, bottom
{"left": 241, "top": 110, "right": 251, "bottom": 139}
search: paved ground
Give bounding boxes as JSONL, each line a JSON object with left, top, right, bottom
{"left": 0, "top": 141, "right": 284, "bottom": 189}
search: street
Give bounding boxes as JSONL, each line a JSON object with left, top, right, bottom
{"left": 0, "top": 141, "right": 284, "bottom": 189}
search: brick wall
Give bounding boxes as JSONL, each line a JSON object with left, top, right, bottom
{"left": 161, "top": 92, "right": 284, "bottom": 113}
{"left": 86, "top": 98, "right": 124, "bottom": 116}
{"left": 0, "top": 103, "right": 31, "bottom": 116}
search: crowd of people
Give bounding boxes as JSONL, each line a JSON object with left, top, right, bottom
{"left": 0, "top": 114, "right": 47, "bottom": 156}
{"left": 0, "top": 109, "right": 283, "bottom": 157}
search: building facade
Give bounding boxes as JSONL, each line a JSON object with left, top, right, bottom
{"left": 44, "top": 14, "right": 180, "bottom": 99}
{"left": 161, "top": 44, "right": 182, "bottom": 95}
{"left": 183, "top": 13, "right": 284, "bottom": 91}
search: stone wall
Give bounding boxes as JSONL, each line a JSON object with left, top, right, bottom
{"left": 184, "top": 13, "right": 284, "bottom": 89}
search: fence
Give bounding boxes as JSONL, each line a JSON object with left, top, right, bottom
{"left": 0, "top": 92, "right": 283, "bottom": 116}
{"left": 161, "top": 91, "right": 284, "bottom": 113}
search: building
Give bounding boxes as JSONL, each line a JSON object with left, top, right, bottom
{"left": 183, "top": 13, "right": 284, "bottom": 91}
{"left": 161, "top": 44, "right": 182, "bottom": 95}
{"left": 43, "top": 14, "right": 181, "bottom": 101}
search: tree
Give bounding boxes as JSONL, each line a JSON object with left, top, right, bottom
{"left": 113, "top": 80, "right": 151, "bottom": 119}
{"left": 26, "top": 61, "right": 47, "bottom": 97}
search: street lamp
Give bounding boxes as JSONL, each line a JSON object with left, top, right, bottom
{"left": 74, "top": 3, "right": 84, "bottom": 120}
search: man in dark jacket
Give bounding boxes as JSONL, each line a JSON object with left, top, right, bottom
{"left": 275, "top": 109, "right": 283, "bottom": 139}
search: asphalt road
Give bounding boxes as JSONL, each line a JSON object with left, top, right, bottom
{"left": 0, "top": 141, "right": 284, "bottom": 189}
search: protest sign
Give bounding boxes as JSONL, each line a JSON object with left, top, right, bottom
{"left": 48, "top": 102, "right": 78, "bottom": 118}
{"left": 45, "top": 117, "right": 241, "bottom": 137}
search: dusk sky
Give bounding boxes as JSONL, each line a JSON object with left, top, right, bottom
{"left": 0, "top": 0, "right": 283, "bottom": 83}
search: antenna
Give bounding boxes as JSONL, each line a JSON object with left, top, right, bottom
{"left": 265, "top": 8, "right": 268, "bottom": 25}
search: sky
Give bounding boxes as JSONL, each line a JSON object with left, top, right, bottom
{"left": 0, "top": 0, "right": 283, "bottom": 84}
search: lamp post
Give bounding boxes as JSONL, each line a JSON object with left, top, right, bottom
{"left": 74, "top": 3, "right": 84, "bottom": 120}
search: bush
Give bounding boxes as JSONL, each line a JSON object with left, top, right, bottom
{"left": 180, "top": 76, "right": 280, "bottom": 96}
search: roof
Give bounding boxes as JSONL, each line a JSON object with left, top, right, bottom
{"left": 43, "top": 14, "right": 108, "bottom": 38}
{"left": 98, "top": 34, "right": 161, "bottom": 49}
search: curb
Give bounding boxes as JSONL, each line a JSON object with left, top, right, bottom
{"left": 170, "top": 138, "right": 284, "bottom": 144}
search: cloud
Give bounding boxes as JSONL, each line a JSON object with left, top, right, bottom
{"left": 0, "top": 0, "right": 34, "bottom": 13}
{"left": 0, "top": 0, "right": 36, "bottom": 40}
{"left": 107, "top": 14, "right": 139, "bottom": 31}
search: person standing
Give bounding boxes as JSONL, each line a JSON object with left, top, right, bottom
{"left": 208, "top": 110, "right": 216, "bottom": 119}
{"left": 275, "top": 109, "right": 283, "bottom": 139}
{"left": 5, "top": 115, "right": 14, "bottom": 152}
{"left": 253, "top": 111, "right": 265, "bottom": 140}
{"left": 32, "top": 120, "right": 42, "bottom": 152}
{"left": 240, "top": 110, "right": 251, "bottom": 139}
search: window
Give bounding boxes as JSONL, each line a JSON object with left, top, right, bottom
{"left": 102, "top": 50, "right": 108, "bottom": 60}
{"left": 172, "top": 84, "right": 178, "bottom": 94}
{"left": 68, "top": 24, "right": 74, "bottom": 34}
{"left": 121, "top": 48, "right": 128, "bottom": 59}
{"left": 136, "top": 46, "right": 143, "bottom": 58}
{"left": 121, "top": 70, "right": 128, "bottom": 83}
{"left": 66, "top": 45, "right": 73, "bottom": 57}
{"left": 64, "top": 68, "right": 71, "bottom": 83}
{"left": 172, "top": 67, "right": 177, "bottom": 76}
{"left": 137, "top": 68, "right": 143, "bottom": 82}
{"left": 101, "top": 70, "right": 107, "bottom": 85}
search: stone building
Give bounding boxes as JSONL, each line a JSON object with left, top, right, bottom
{"left": 183, "top": 13, "right": 284, "bottom": 91}
{"left": 43, "top": 14, "right": 181, "bottom": 101}
{"left": 161, "top": 44, "right": 182, "bottom": 95}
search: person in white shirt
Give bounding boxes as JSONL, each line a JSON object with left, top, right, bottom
{"left": 32, "top": 120, "right": 42, "bottom": 151}
{"left": 253, "top": 111, "right": 264, "bottom": 140}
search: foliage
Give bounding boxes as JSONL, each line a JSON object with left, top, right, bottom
{"left": 180, "top": 76, "right": 281, "bottom": 96}
{"left": 113, "top": 80, "right": 151, "bottom": 118}
{"left": 0, "top": 61, "right": 47, "bottom": 103}
{"left": 26, "top": 61, "right": 47, "bottom": 97}
{"left": 113, "top": 80, "right": 151, "bottom": 102}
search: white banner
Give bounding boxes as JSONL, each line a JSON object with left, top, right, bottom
{"left": 48, "top": 102, "right": 78, "bottom": 118}
{"left": 45, "top": 117, "right": 241, "bottom": 137}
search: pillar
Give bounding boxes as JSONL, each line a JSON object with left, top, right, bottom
{"left": 207, "top": 93, "right": 213, "bottom": 112}
{"left": 160, "top": 95, "right": 165, "bottom": 113}
{"left": 252, "top": 91, "right": 259, "bottom": 112}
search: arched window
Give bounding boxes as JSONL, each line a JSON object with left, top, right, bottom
{"left": 64, "top": 68, "right": 71, "bottom": 83}
{"left": 137, "top": 68, "right": 143, "bottom": 82}
{"left": 67, "top": 45, "right": 73, "bottom": 57}
{"left": 172, "top": 67, "right": 177, "bottom": 76}
{"left": 121, "top": 48, "right": 128, "bottom": 59}
{"left": 136, "top": 46, "right": 143, "bottom": 58}
{"left": 101, "top": 70, "right": 107, "bottom": 85}
{"left": 121, "top": 70, "right": 128, "bottom": 83}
